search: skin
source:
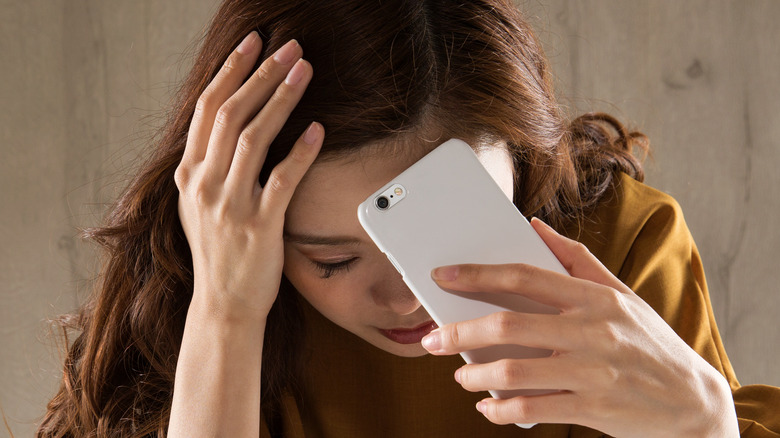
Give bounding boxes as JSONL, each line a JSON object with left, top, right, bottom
{"left": 282, "top": 143, "right": 516, "bottom": 357}
{"left": 168, "top": 31, "right": 740, "bottom": 437}
{"left": 423, "top": 221, "right": 739, "bottom": 437}
{"left": 281, "top": 144, "right": 740, "bottom": 436}
{"left": 170, "top": 34, "right": 321, "bottom": 437}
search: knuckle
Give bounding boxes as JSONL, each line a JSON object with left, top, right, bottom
{"left": 254, "top": 63, "right": 274, "bottom": 82}
{"left": 212, "top": 110, "right": 231, "bottom": 134}
{"left": 495, "top": 360, "right": 523, "bottom": 388}
{"left": 600, "top": 363, "right": 621, "bottom": 386}
{"left": 593, "top": 319, "right": 624, "bottom": 349}
{"left": 573, "top": 241, "right": 591, "bottom": 257}
{"left": 482, "top": 401, "right": 498, "bottom": 421}
{"left": 510, "top": 398, "right": 534, "bottom": 423}
{"left": 267, "top": 88, "right": 292, "bottom": 107}
{"left": 236, "top": 128, "right": 260, "bottom": 159}
{"left": 491, "top": 312, "right": 522, "bottom": 340}
{"left": 192, "top": 181, "right": 217, "bottom": 207}
{"left": 195, "top": 93, "right": 216, "bottom": 118}
{"left": 266, "top": 169, "right": 291, "bottom": 194}
{"left": 173, "top": 166, "right": 189, "bottom": 190}
{"left": 444, "top": 324, "right": 461, "bottom": 349}
{"left": 595, "top": 286, "right": 626, "bottom": 313}
{"left": 222, "top": 52, "right": 241, "bottom": 73}
{"left": 214, "top": 196, "right": 236, "bottom": 218}
{"left": 234, "top": 139, "right": 252, "bottom": 161}
{"left": 288, "top": 145, "right": 310, "bottom": 164}
{"left": 457, "top": 366, "right": 470, "bottom": 387}
{"left": 214, "top": 101, "right": 240, "bottom": 131}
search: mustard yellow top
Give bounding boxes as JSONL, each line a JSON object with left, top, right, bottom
{"left": 261, "top": 173, "right": 780, "bottom": 437}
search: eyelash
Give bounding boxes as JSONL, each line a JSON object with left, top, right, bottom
{"left": 311, "top": 258, "right": 358, "bottom": 279}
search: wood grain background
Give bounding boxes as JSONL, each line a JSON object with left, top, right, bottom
{"left": 1, "top": 1, "right": 778, "bottom": 435}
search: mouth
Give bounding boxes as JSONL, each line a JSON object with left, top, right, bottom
{"left": 378, "top": 320, "right": 438, "bottom": 345}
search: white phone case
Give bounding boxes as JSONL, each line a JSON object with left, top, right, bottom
{"left": 357, "top": 138, "right": 569, "bottom": 428}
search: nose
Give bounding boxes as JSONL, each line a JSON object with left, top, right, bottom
{"left": 370, "top": 261, "right": 422, "bottom": 315}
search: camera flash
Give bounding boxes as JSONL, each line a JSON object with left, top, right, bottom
{"left": 394, "top": 187, "right": 403, "bottom": 196}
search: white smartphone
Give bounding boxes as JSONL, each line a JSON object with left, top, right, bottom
{"left": 357, "top": 138, "right": 569, "bottom": 428}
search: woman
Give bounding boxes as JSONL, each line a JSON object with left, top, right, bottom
{"left": 38, "top": 0, "right": 779, "bottom": 436}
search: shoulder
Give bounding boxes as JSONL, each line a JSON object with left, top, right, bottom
{"left": 570, "top": 172, "right": 694, "bottom": 278}
{"left": 570, "top": 173, "right": 713, "bottom": 326}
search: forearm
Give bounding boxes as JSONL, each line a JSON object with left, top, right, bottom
{"left": 167, "top": 294, "right": 266, "bottom": 437}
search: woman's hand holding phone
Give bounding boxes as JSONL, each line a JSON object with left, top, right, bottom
{"left": 422, "top": 218, "right": 740, "bottom": 438}
{"left": 168, "top": 32, "right": 322, "bottom": 437}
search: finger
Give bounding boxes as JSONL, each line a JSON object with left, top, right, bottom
{"left": 182, "top": 31, "right": 263, "bottom": 166}
{"left": 422, "top": 311, "right": 572, "bottom": 355}
{"left": 226, "top": 58, "right": 313, "bottom": 195}
{"left": 431, "top": 262, "right": 591, "bottom": 310}
{"left": 206, "top": 39, "right": 304, "bottom": 180}
{"left": 258, "top": 122, "right": 323, "bottom": 221}
{"left": 476, "top": 391, "right": 582, "bottom": 426}
{"left": 530, "top": 218, "right": 632, "bottom": 295}
{"left": 456, "top": 356, "right": 580, "bottom": 393}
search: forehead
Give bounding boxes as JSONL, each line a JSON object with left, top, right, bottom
{"left": 285, "top": 148, "right": 426, "bottom": 236}
{"left": 284, "top": 143, "right": 512, "bottom": 235}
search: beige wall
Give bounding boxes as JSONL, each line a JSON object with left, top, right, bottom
{"left": 1, "top": 1, "right": 778, "bottom": 435}
{"left": 519, "top": 0, "right": 780, "bottom": 388}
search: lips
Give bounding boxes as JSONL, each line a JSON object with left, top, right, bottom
{"left": 378, "top": 321, "right": 438, "bottom": 344}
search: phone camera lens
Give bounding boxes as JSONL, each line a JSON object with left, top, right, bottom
{"left": 376, "top": 196, "right": 390, "bottom": 210}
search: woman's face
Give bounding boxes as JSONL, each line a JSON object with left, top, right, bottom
{"left": 282, "top": 142, "right": 515, "bottom": 357}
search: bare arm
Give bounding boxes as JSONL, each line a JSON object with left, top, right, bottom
{"left": 166, "top": 31, "right": 323, "bottom": 437}
{"left": 168, "top": 300, "right": 266, "bottom": 437}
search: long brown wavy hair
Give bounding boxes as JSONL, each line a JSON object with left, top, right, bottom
{"left": 37, "top": 0, "right": 648, "bottom": 436}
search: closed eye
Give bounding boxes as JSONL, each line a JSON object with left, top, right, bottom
{"left": 311, "top": 257, "right": 358, "bottom": 279}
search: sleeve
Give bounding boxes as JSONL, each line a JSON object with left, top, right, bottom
{"left": 259, "top": 392, "right": 307, "bottom": 438}
{"left": 615, "top": 194, "right": 780, "bottom": 436}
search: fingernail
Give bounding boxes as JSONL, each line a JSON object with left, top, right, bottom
{"left": 476, "top": 401, "right": 487, "bottom": 414}
{"left": 431, "top": 266, "right": 458, "bottom": 281}
{"left": 421, "top": 329, "right": 441, "bottom": 352}
{"left": 236, "top": 31, "right": 258, "bottom": 55}
{"left": 454, "top": 368, "right": 462, "bottom": 384}
{"left": 285, "top": 59, "right": 306, "bottom": 85}
{"left": 274, "top": 39, "right": 299, "bottom": 65}
{"left": 531, "top": 217, "right": 555, "bottom": 233}
{"left": 303, "top": 122, "right": 320, "bottom": 145}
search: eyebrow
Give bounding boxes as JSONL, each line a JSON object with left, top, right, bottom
{"left": 283, "top": 231, "right": 363, "bottom": 246}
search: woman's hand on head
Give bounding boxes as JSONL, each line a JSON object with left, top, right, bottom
{"left": 174, "top": 32, "right": 323, "bottom": 324}
{"left": 422, "top": 218, "right": 739, "bottom": 437}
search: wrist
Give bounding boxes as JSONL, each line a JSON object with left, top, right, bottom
{"left": 187, "top": 288, "right": 270, "bottom": 329}
{"left": 687, "top": 369, "right": 740, "bottom": 437}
